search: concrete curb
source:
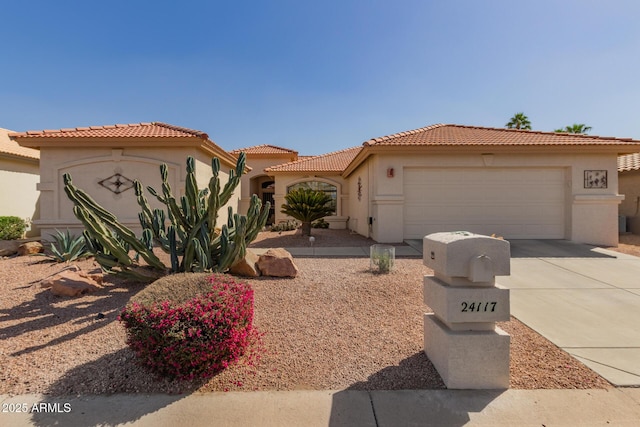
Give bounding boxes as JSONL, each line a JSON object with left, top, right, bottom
{"left": 3, "top": 389, "right": 640, "bottom": 426}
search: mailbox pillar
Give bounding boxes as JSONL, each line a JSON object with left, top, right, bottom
{"left": 423, "top": 232, "right": 511, "bottom": 389}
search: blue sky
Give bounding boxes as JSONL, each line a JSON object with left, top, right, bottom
{"left": 2, "top": 1, "right": 639, "bottom": 155}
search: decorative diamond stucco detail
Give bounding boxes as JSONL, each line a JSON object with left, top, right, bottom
{"left": 98, "top": 173, "right": 135, "bottom": 194}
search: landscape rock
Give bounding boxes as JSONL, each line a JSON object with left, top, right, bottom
{"left": 230, "top": 249, "right": 261, "bottom": 277}
{"left": 257, "top": 248, "right": 298, "bottom": 278}
{"left": 40, "top": 265, "right": 103, "bottom": 297}
{"left": 17, "top": 241, "right": 44, "bottom": 256}
{"left": 0, "top": 240, "right": 20, "bottom": 256}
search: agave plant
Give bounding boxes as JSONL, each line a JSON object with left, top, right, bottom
{"left": 38, "top": 229, "right": 91, "bottom": 263}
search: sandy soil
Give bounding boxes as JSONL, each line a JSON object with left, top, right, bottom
{"left": 0, "top": 230, "right": 621, "bottom": 395}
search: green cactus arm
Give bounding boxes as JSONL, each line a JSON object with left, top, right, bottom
{"left": 168, "top": 226, "right": 179, "bottom": 273}
{"left": 73, "top": 206, "right": 133, "bottom": 266}
{"left": 83, "top": 205, "right": 165, "bottom": 270}
{"left": 184, "top": 157, "right": 201, "bottom": 226}
{"left": 192, "top": 238, "right": 208, "bottom": 272}
{"left": 135, "top": 181, "right": 154, "bottom": 229}
{"left": 64, "top": 174, "right": 118, "bottom": 222}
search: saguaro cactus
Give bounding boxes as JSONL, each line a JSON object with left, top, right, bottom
{"left": 64, "top": 153, "right": 269, "bottom": 281}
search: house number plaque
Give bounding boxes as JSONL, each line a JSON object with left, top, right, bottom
{"left": 461, "top": 301, "right": 497, "bottom": 313}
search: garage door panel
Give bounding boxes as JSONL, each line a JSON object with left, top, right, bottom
{"left": 403, "top": 168, "right": 565, "bottom": 239}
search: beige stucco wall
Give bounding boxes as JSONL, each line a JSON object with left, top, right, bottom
{"left": 0, "top": 157, "right": 40, "bottom": 236}
{"left": 36, "top": 147, "right": 235, "bottom": 240}
{"left": 619, "top": 171, "right": 640, "bottom": 217}
{"left": 237, "top": 156, "right": 289, "bottom": 216}
{"left": 272, "top": 173, "right": 349, "bottom": 227}
{"left": 619, "top": 170, "right": 640, "bottom": 233}
{"left": 351, "top": 151, "right": 623, "bottom": 246}
{"left": 346, "top": 160, "right": 371, "bottom": 237}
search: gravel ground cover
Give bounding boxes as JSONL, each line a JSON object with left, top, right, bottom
{"left": 0, "top": 230, "right": 622, "bottom": 395}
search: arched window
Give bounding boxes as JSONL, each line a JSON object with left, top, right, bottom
{"left": 287, "top": 181, "right": 337, "bottom": 214}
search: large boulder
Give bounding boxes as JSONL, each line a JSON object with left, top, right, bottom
{"left": 41, "top": 265, "right": 103, "bottom": 297}
{"left": 229, "top": 249, "right": 261, "bottom": 277}
{"left": 257, "top": 248, "right": 298, "bottom": 278}
{"left": 0, "top": 240, "right": 20, "bottom": 256}
{"left": 18, "top": 241, "right": 44, "bottom": 256}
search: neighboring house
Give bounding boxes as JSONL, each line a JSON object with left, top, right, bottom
{"left": 10, "top": 122, "right": 240, "bottom": 240}
{"left": 230, "top": 144, "right": 298, "bottom": 225}
{"left": 618, "top": 152, "right": 640, "bottom": 233}
{"left": 0, "top": 127, "right": 40, "bottom": 236}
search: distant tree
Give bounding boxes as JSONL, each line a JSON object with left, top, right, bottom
{"left": 554, "top": 124, "right": 592, "bottom": 134}
{"left": 505, "top": 112, "right": 532, "bottom": 130}
{"left": 280, "top": 188, "right": 334, "bottom": 236}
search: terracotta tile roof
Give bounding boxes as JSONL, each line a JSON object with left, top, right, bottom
{"left": 0, "top": 128, "right": 39, "bottom": 160}
{"left": 364, "top": 123, "right": 640, "bottom": 147}
{"left": 619, "top": 153, "right": 640, "bottom": 172}
{"left": 230, "top": 144, "right": 298, "bottom": 155}
{"left": 9, "top": 122, "right": 208, "bottom": 139}
{"left": 10, "top": 122, "right": 240, "bottom": 168}
{"left": 266, "top": 146, "right": 362, "bottom": 173}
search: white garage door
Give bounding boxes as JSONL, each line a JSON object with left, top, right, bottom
{"left": 403, "top": 168, "right": 566, "bottom": 239}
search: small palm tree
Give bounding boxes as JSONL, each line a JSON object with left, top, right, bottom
{"left": 281, "top": 188, "right": 334, "bottom": 236}
{"left": 505, "top": 112, "right": 532, "bottom": 130}
{"left": 554, "top": 124, "right": 592, "bottom": 134}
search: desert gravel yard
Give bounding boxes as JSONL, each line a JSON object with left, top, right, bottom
{"left": 0, "top": 229, "right": 620, "bottom": 395}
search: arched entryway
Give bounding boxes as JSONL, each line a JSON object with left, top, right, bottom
{"left": 250, "top": 175, "right": 275, "bottom": 224}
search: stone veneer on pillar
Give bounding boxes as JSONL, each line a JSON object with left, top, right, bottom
{"left": 423, "top": 231, "right": 511, "bottom": 389}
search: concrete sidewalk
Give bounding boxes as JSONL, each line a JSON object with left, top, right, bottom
{"left": 3, "top": 389, "right": 640, "bottom": 426}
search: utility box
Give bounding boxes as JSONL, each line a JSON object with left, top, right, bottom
{"left": 423, "top": 231, "right": 511, "bottom": 389}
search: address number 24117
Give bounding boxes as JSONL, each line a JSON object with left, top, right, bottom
{"left": 461, "top": 302, "right": 497, "bottom": 313}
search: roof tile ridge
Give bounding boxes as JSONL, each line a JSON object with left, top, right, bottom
{"left": 464, "top": 124, "right": 635, "bottom": 141}
{"left": 265, "top": 146, "right": 361, "bottom": 171}
{"left": 152, "top": 122, "right": 208, "bottom": 139}
{"left": 231, "top": 144, "right": 298, "bottom": 154}
{"left": 11, "top": 122, "right": 146, "bottom": 136}
{"left": 230, "top": 144, "right": 267, "bottom": 153}
{"left": 363, "top": 123, "right": 446, "bottom": 146}
{"left": 264, "top": 144, "right": 298, "bottom": 153}
{"left": 300, "top": 145, "right": 361, "bottom": 160}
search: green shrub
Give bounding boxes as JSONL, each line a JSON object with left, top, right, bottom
{"left": 38, "top": 229, "right": 91, "bottom": 263}
{"left": 312, "top": 218, "right": 329, "bottom": 229}
{"left": 119, "top": 273, "right": 255, "bottom": 380}
{"left": 270, "top": 220, "right": 299, "bottom": 232}
{"left": 0, "top": 216, "right": 26, "bottom": 240}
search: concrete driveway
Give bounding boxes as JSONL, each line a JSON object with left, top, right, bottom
{"left": 500, "top": 239, "right": 640, "bottom": 386}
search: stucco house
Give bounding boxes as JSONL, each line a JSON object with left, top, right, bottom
{"left": 0, "top": 127, "right": 40, "bottom": 236}
{"left": 10, "top": 122, "right": 240, "bottom": 240}
{"left": 246, "top": 124, "right": 640, "bottom": 246}
{"left": 618, "top": 152, "right": 640, "bottom": 233}
{"left": 10, "top": 121, "right": 639, "bottom": 247}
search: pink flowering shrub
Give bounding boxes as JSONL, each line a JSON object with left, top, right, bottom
{"left": 119, "top": 273, "right": 254, "bottom": 380}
